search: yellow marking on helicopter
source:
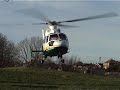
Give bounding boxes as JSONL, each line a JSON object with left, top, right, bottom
{"left": 44, "top": 45, "right": 60, "bottom": 51}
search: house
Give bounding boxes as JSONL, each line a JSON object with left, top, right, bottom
{"left": 72, "top": 61, "right": 83, "bottom": 71}
{"left": 103, "top": 59, "right": 119, "bottom": 70}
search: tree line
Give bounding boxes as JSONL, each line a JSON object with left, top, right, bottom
{"left": 0, "top": 32, "right": 43, "bottom": 67}
{"left": 0, "top": 32, "right": 81, "bottom": 67}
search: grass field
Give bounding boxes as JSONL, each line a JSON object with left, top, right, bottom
{"left": 0, "top": 67, "right": 120, "bottom": 90}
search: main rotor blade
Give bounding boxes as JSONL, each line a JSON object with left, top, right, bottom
{"left": 58, "top": 23, "right": 79, "bottom": 28}
{"left": 32, "top": 23, "right": 47, "bottom": 25}
{"left": 0, "top": 23, "right": 25, "bottom": 26}
{"left": 58, "top": 12, "right": 118, "bottom": 23}
{"left": 16, "top": 8, "right": 51, "bottom": 23}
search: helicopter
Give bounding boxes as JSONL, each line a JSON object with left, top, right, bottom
{"left": 17, "top": 8, "right": 118, "bottom": 63}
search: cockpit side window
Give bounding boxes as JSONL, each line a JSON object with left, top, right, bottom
{"left": 59, "top": 33, "right": 67, "bottom": 40}
{"left": 49, "top": 34, "right": 58, "bottom": 41}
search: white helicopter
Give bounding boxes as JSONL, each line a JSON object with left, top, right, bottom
{"left": 32, "top": 21, "right": 69, "bottom": 63}
{"left": 17, "top": 9, "right": 117, "bottom": 63}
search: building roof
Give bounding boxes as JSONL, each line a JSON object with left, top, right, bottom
{"left": 73, "top": 61, "right": 83, "bottom": 66}
{"left": 104, "top": 59, "right": 119, "bottom": 63}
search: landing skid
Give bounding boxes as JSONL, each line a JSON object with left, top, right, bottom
{"left": 61, "top": 59, "right": 64, "bottom": 64}
{"left": 40, "top": 55, "right": 47, "bottom": 64}
{"left": 31, "top": 50, "right": 65, "bottom": 64}
{"left": 40, "top": 60, "right": 45, "bottom": 64}
{"left": 58, "top": 54, "right": 64, "bottom": 64}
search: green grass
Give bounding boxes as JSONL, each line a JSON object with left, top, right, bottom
{"left": 0, "top": 67, "right": 120, "bottom": 90}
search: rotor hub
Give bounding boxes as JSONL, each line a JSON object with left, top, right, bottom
{"left": 49, "top": 21, "right": 57, "bottom": 26}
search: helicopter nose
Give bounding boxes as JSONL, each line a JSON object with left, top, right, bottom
{"left": 53, "top": 40, "right": 68, "bottom": 47}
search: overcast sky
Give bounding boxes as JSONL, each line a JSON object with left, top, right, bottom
{"left": 0, "top": 0, "right": 120, "bottom": 63}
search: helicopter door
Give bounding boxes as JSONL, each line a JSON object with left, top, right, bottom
{"left": 49, "top": 34, "right": 58, "bottom": 46}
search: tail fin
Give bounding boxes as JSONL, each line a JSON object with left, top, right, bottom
{"left": 42, "top": 29, "right": 45, "bottom": 40}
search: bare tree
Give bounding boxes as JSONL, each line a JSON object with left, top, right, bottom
{"left": 0, "top": 33, "right": 18, "bottom": 67}
{"left": 17, "top": 36, "right": 43, "bottom": 64}
{"left": 63, "top": 56, "right": 81, "bottom": 65}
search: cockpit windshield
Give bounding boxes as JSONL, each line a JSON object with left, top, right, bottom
{"left": 49, "top": 34, "right": 58, "bottom": 41}
{"left": 59, "top": 33, "right": 67, "bottom": 40}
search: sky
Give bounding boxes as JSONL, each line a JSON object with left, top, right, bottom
{"left": 0, "top": 0, "right": 120, "bottom": 63}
